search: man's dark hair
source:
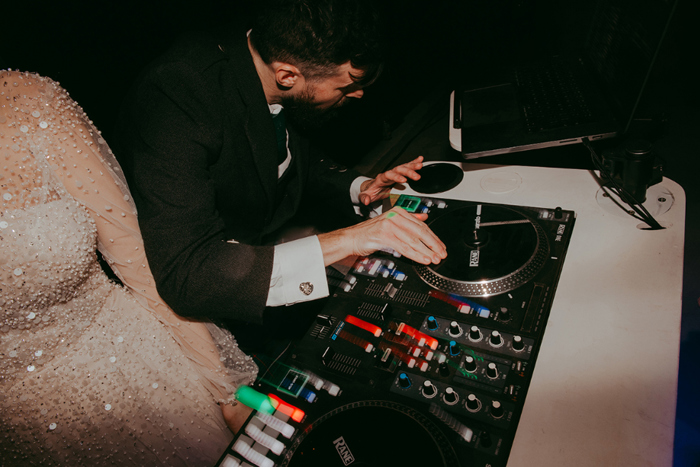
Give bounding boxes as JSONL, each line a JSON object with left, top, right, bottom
{"left": 249, "top": 0, "right": 384, "bottom": 85}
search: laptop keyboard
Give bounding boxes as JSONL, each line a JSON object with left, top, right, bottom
{"left": 516, "top": 59, "right": 597, "bottom": 133}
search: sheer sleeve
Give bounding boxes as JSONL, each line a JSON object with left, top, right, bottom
{"left": 3, "top": 70, "right": 257, "bottom": 403}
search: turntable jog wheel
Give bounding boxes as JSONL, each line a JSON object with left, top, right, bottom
{"left": 416, "top": 204, "right": 549, "bottom": 297}
{"left": 282, "top": 400, "right": 461, "bottom": 467}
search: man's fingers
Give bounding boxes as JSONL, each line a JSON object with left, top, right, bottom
{"left": 389, "top": 165, "right": 421, "bottom": 182}
{"left": 378, "top": 157, "right": 424, "bottom": 185}
{"left": 384, "top": 209, "right": 446, "bottom": 264}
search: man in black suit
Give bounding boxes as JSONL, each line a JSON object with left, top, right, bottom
{"left": 115, "top": 0, "right": 446, "bottom": 347}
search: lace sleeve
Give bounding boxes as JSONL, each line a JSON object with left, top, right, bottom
{"left": 3, "top": 70, "right": 257, "bottom": 403}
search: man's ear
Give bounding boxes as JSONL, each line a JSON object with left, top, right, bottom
{"left": 274, "top": 63, "right": 302, "bottom": 89}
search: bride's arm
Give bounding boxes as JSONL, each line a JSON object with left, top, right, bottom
{"left": 6, "top": 71, "right": 256, "bottom": 411}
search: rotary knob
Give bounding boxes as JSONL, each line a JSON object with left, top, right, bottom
{"left": 498, "top": 307, "right": 511, "bottom": 322}
{"left": 449, "top": 340, "right": 461, "bottom": 356}
{"left": 443, "top": 387, "right": 459, "bottom": 405}
{"left": 480, "top": 431, "right": 493, "bottom": 448}
{"left": 486, "top": 362, "right": 499, "bottom": 379}
{"left": 468, "top": 326, "right": 482, "bottom": 341}
{"left": 466, "top": 393, "right": 481, "bottom": 412}
{"left": 490, "top": 400, "right": 504, "bottom": 419}
{"left": 512, "top": 335, "right": 525, "bottom": 351}
{"left": 438, "top": 362, "right": 451, "bottom": 377}
{"left": 464, "top": 355, "right": 477, "bottom": 373}
{"left": 427, "top": 316, "right": 439, "bottom": 330}
{"left": 421, "top": 380, "right": 437, "bottom": 399}
{"left": 398, "top": 373, "right": 412, "bottom": 389}
{"left": 489, "top": 330, "right": 503, "bottom": 347}
{"left": 448, "top": 321, "right": 463, "bottom": 337}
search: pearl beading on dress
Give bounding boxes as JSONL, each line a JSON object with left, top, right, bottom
{"left": 1, "top": 70, "right": 258, "bottom": 466}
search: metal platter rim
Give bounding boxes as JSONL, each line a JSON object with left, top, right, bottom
{"left": 415, "top": 206, "right": 550, "bottom": 297}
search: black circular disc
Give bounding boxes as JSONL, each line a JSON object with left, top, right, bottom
{"left": 415, "top": 204, "right": 549, "bottom": 296}
{"left": 282, "top": 401, "right": 461, "bottom": 467}
{"left": 409, "top": 163, "right": 464, "bottom": 194}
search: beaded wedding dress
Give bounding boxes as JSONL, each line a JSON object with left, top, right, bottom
{"left": 0, "top": 71, "right": 258, "bottom": 466}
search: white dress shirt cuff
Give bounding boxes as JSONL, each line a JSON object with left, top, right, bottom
{"left": 351, "top": 175, "right": 384, "bottom": 218}
{"left": 266, "top": 236, "right": 329, "bottom": 307}
{"left": 350, "top": 176, "right": 372, "bottom": 204}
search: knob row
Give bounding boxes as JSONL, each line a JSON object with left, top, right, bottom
{"left": 447, "top": 321, "right": 524, "bottom": 350}
{"left": 420, "top": 380, "right": 504, "bottom": 418}
{"left": 463, "top": 357, "right": 500, "bottom": 379}
{"left": 426, "top": 317, "right": 529, "bottom": 357}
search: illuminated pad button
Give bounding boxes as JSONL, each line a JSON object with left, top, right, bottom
{"left": 220, "top": 454, "right": 242, "bottom": 467}
{"left": 477, "top": 308, "right": 491, "bottom": 318}
{"left": 245, "top": 422, "right": 285, "bottom": 455}
{"left": 255, "top": 412, "right": 295, "bottom": 439}
{"left": 269, "top": 394, "right": 305, "bottom": 423}
{"left": 233, "top": 436, "right": 274, "bottom": 467}
{"left": 322, "top": 381, "right": 341, "bottom": 396}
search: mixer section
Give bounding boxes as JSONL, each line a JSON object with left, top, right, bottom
{"left": 217, "top": 195, "right": 575, "bottom": 467}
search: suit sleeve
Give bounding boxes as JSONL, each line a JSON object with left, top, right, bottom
{"left": 117, "top": 62, "right": 273, "bottom": 325}
{"left": 301, "top": 142, "right": 366, "bottom": 226}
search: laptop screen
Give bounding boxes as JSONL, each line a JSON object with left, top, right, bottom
{"left": 451, "top": 0, "right": 679, "bottom": 159}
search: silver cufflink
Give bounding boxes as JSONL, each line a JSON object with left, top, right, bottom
{"left": 299, "top": 282, "right": 314, "bottom": 295}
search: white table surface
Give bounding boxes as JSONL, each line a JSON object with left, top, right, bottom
{"left": 397, "top": 162, "right": 686, "bottom": 467}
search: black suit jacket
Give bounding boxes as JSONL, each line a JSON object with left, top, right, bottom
{"left": 115, "top": 31, "right": 360, "bottom": 324}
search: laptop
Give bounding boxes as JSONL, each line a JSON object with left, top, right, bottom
{"left": 449, "top": 0, "right": 679, "bottom": 159}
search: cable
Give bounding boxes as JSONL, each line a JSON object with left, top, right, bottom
{"left": 581, "top": 138, "right": 664, "bottom": 230}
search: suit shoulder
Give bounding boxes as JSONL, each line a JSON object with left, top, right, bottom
{"left": 156, "top": 31, "right": 227, "bottom": 75}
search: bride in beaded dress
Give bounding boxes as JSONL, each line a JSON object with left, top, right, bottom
{"left": 0, "top": 70, "right": 259, "bottom": 466}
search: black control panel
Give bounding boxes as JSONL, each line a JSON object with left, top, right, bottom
{"left": 217, "top": 195, "right": 576, "bottom": 467}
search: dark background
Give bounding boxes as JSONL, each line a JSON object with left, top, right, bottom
{"left": 3, "top": 0, "right": 698, "bottom": 465}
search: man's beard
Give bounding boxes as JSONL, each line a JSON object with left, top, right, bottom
{"left": 280, "top": 87, "right": 348, "bottom": 132}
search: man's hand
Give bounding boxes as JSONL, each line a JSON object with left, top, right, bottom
{"left": 318, "top": 206, "right": 447, "bottom": 267}
{"left": 358, "top": 156, "right": 424, "bottom": 206}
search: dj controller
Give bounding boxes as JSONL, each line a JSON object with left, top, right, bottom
{"left": 216, "top": 194, "right": 576, "bottom": 467}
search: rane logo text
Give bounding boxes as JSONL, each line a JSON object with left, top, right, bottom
{"left": 333, "top": 436, "right": 356, "bottom": 465}
{"left": 470, "top": 249, "right": 480, "bottom": 267}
